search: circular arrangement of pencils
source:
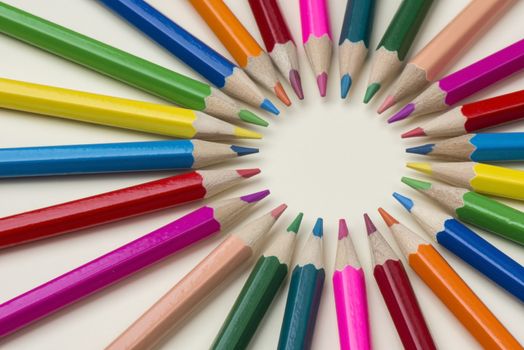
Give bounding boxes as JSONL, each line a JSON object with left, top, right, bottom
{"left": 1, "top": 1, "right": 523, "bottom": 349}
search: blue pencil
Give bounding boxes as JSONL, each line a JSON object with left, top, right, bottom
{"left": 393, "top": 192, "right": 524, "bottom": 302}
{"left": 98, "top": 0, "right": 279, "bottom": 115}
{"left": 0, "top": 140, "right": 258, "bottom": 178}
{"left": 406, "top": 132, "right": 524, "bottom": 162}
{"left": 338, "top": 0, "right": 376, "bottom": 98}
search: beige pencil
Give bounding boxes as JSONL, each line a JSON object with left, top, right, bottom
{"left": 106, "top": 204, "right": 287, "bottom": 350}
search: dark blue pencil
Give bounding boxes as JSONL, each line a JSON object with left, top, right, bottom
{"left": 98, "top": 0, "right": 279, "bottom": 116}
{"left": 0, "top": 140, "right": 257, "bottom": 178}
{"left": 394, "top": 192, "right": 524, "bottom": 302}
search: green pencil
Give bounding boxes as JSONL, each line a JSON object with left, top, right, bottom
{"left": 402, "top": 177, "right": 524, "bottom": 246}
{"left": 0, "top": 2, "right": 265, "bottom": 126}
{"left": 364, "top": 0, "right": 433, "bottom": 103}
{"left": 211, "top": 213, "right": 304, "bottom": 350}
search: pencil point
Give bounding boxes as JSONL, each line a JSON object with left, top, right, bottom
{"left": 402, "top": 127, "right": 426, "bottom": 138}
{"left": 340, "top": 74, "right": 352, "bottom": 99}
{"left": 388, "top": 104, "right": 415, "bottom": 123}
{"left": 260, "top": 99, "right": 280, "bottom": 116}
{"left": 274, "top": 82, "right": 291, "bottom": 106}
{"left": 240, "top": 189, "right": 270, "bottom": 203}
{"left": 363, "top": 213, "right": 376, "bottom": 235}
{"left": 401, "top": 176, "right": 431, "bottom": 190}
{"left": 338, "top": 219, "right": 349, "bottom": 239}
{"left": 234, "top": 126, "right": 263, "bottom": 139}
{"left": 406, "top": 144, "right": 434, "bottom": 155}
{"left": 271, "top": 203, "right": 288, "bottom": 218}
{"left": 406, "top": 162, "right": 432, "bottom": 175}
{"left": 378, "top": 208, "right": 398, "bottom": 227}
{"left": 378, "top": 95, "right": 395, "bottom": 114}
{"left": 363, "top": 83, "right": 380, "bottom": 103}
{"left": 231, "top": 145, "right": 259, "bottom": 157}
{"left": 287, "top": 212, "right": 304, "bottom": 234}
{"left": 313, "top": 218, "right": 323, "bottom": 237}
{"left": 317, "top": 73, "right": 328, "bottom": 97}
{"left": 393, "top": 192, "right": 414, "bottom": 212}
{"left": 289, "top": 70, "right": 304, "bottom": 100}
{"left": 236, "top": 168, "right": 261, "bottom": 178}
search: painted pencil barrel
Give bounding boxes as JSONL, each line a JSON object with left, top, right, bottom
{"left": 471, "top": 163, "right": 524, "bottom": 201}
{"left": 299, "top": 0, "right": 331, "bottom": 42}
{"left": 212, "top": 256, "right": 288, "bottom": 349}
{"left": 469, "top": 133, "right": 524, "bottom": 161}
{"left": 333, "top": 266, "right": 371, "bottom": 350}
{"left": 339, "top": 0, "right": 375, "bottom": 46}
{"left": 278, "top": 264, "right": 325, "bottom": 350}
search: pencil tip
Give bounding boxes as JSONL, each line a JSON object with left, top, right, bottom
{"left": 406, "top": 144, "right": 434, "bottom": 155}
{"left": 393, "top": 192, "right": 414, "bottom": 212}
{"left": 340, "top": 74, "right": 352, "bottom": 99}
{"left": 388, "top": 104, "right": 415, "bottom": 123}
{"left": 378, "top": 208, "right": 398, "bottom": 227}
{"left": 364, "top": 83, "right": 380, "bottom": 103}
{"left": 402, "top": 127, "right": 426, "bottom": 138}
{"left": 313, "top": 217, "right": 323, "bottom": 237}
{"left": 401, "top": 176, "right": 431, "bottom": 191}
{"left": 406, "top": 162, "right": 432, "bottom": 175}
{"left": 363, "top": 213, "right": 376, "bottom": 235}
{"left": 271, "top": 203, "right": 288, "bottom": 218}
{"left": 234, "top": 126, "right": 263, "bottom": 139}
{"left": 236, "top": 168, "right": 261, "bottom": 178}
{"left": 317, "top": 73, "right": 328, "bottom": 97}
{"left": 338, "top": 219, "right": 349, "bottom": 239}
{"left": 275, "top": 82, "right": 291, "bottom": 106}
{"left": 287, "top": 212, "right": 304, "bottom": 233}
{"left": 260, "top": 99, "right": 280, "bottom": 116}
{"left": 240, "top": 189, "right": 270, "bottom": 203}
{"left": 231, "top": 145, "right": 259, "bottom": 157}
{"left": 378, "top": 95, "right": 395, "bottom": 114}
{"left": 289, "top": 70, "right": 304, "bottom": 100}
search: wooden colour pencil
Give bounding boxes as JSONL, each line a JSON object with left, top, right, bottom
{"left": 393, "top": 192, "right": 524, "bottom": 302}
{"left": 278, "top": 218, "right": 325, "bottom": 350}
{"left": 0, "top": 140, "right": 258, "bottom": 178}
{"left": 211, "top": 212, "right": 304, "bottom": 350}
{"left": 0, "top": 169, "right": 261, "bottom": 249}
{"left": 98, "top": 0, "right": 279, "bottom": 116}
{"left": 333, "top": 219, "right": 371, "bottom": 350}
{"left": 388, "top": 38, "right": 524, "bottom": 123}
{"left": 406, "top": 132, "right": 524, "bottom": 162}
{"left": 248, "top": 0, "right": 304, "bottom": 100}
{"left": 0, "top": 2, "right": 263, "bottom": 124}
{"left": 407, "top": 161, "right": 524, "bottom": 201}
{"left": 189, "top": 0, "right": 291, "bottom": 106}
{"left": 299, "top": 0, "right": 332, "bottom": 97}
{"left": 378, "top": 0, "right": 515, "bottom": 113}
{"left": 0, "top": 78, "right": 262, "bottom": 140}
{"left": 0, "top": 191, "right": 272, "bottom": 337}
{"left": 378, "top": 208, "right": 522, "bottom": 350}
{"left": 364, "top": 214, "right": 436, "bottom": 350}
{"left": 338, "top": 0, "right": 376, "bottom": 99}
{"left": 402, "top": 177, "right": 524, "bottom": 246}
{"left": 363, "top": 0, "right": 433, "bottom": 103}
{"left": 402, "top": 89, "right": 524, "bottom": 138}
{"left": 107, "top": 204, "right": 287, "bottom": 350}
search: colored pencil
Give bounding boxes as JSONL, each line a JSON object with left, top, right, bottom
{"left": 0, "top": 190, "right": 271, "bottom": 337}
{"left": 0, "top": 77, "right": 262, "bottom": 139}
{"left": 364, "top": 0, "right": 433, "bottom": 103}
{"left": 107, "top": 204, "right": 287, "bottom": 350}
{"left": 299, "top": 0, "right": 333, "bottom": 97}
{"left": 364, "top": 214, "right": 436, "bottom": 350}
{"left": 378, "top": 208, "right": 522, "bottom": 350}
{"left": 278, "top": 218, "right": 325, "bottom": 350}
{"left": 402, "top": 177, "right": 524, "bottom": 245}
{"left": 338, "top": 0, "right": 376, "bottom": 99}
{"left": 402, "top": 89, "right": 524, "bottom": 138}
{"left": 407, "top": 161, "right": 524, "bottom": 201}
{"left": 98, "top": 0, "right": 279, "bottom": 116}
{"left": 389, "top": 38, "right": 524, "bottom": 123}
{"left": 393, "top": 192, "right": 524, "bottom": 301}
{"left": 189, "top": 0, "right": 290, "bottom": 106}
{"left": 248, "top": 0, "right": 304, "bottom": 100}
{"left": 333, "top": 219, "right": 371, "bottom": 350}
{"left": 0, "top": 3, "right": 264, "bottom": 125}
{"left": 407, "top": 132, "right": 524, "bottom": 162}
{"left": 211, "top": 212, "right": 303, "bottom": 350}
{"left": 378, "top": 0, "right": 515, "bottom": 113}
{"left": 0, "top": 140, "right": 258, "bottom": 178}
{"left": 0, "top": 169, "right": 260, "bottom": 249}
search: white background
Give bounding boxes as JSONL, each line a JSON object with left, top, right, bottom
{"left": 1, "top": 1, "right": 524, "bottom": 349}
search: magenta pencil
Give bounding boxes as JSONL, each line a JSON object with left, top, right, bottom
{"left": 333, "top": 219, "right": 371, "bottom": 350}
{"left": 299, "top": 0, "right": 333, "bottom": 97}
{"left": 389, "top": 38, "right": 524, "bottom": 123}
{"left": 0, "top": 190, "right": 270, "bottom": 337}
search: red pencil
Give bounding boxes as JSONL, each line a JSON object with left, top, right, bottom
{"left": 364, "top": 214, "right": 436, "bottom": 350}
{"left": 0, "top": 169, "right": 259, "bottom": 249}
{"left": 248, "top": 0, "right": 303, "bottom": 99}
{"left": 403, "top": 89, "right": 524, "bottom": 138}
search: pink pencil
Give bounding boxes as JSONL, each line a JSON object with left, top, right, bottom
{"left": 333, "top": 219, "right": 371, "bottom": 350}
{"left": 0, "top": 190, "right": 270, "bottom": 338}
{"left": 389, "top": 38, "right": 524, "bottom": 123}
{"left": 299, "top": 0, "right": 333, "bottom": 97}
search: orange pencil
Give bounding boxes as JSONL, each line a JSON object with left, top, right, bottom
{"left": 378, "top": 208, "right": 522, "bottom": 350}
{"left": 189, "top": 0, "right": 291, "bottom": 106}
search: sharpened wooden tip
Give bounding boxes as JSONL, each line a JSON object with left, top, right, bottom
{"left": 237, "top": 168, "right": 261, "bottom": 178}
{"left": 378, "top": 208, "right": 398, "bottom": 227}
{"left": 338, "top": 219, "right": 349, "bottom": 239}
{"left": 287, "top": 213, "right": 304, "bottom": 233}
{"left": 271, "top": 203, "right": 288, "bottom": 218}
{"left": 363, "top": 213, "right": 376, "bottom": 235}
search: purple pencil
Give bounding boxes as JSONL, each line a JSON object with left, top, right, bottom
{"left": 0, "top": 190, "right": 270, "bottom": 337}
{"left": 388, "top": 38, "right": 524, "bottom": 123}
